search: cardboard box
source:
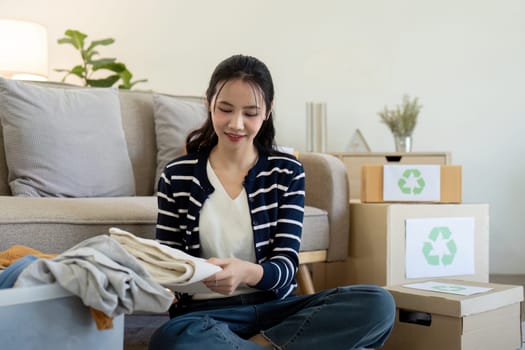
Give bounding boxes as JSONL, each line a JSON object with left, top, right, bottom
{"left": 331, "top": 152, "right": 451, "bottom": 200}
{"left": 0, "top": 283, "right": 124, "bottom": 350}
{"left": 361, "top": 164, "right": 462, "bottom": 203}
{"left": 383, "top": 279, "right": 523, "bottom": 350}
{"left": 313, "top": 202, "right": 489, "bottom": 289}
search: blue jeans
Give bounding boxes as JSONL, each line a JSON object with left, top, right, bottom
{"left": 149, "top": 285, "right": 395, "bottom": 350}
{"left": 0, "top": 255, "right": 37, "bottom": 289}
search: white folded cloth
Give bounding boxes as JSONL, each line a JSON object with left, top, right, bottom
{"left": 109, "top": 228, "right": 221, "bottom": 294}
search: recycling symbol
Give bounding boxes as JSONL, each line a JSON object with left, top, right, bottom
{"left": 422, "top": 226, "right": 457, "bottom": 266}
{"left": 432, "top": 285, "right": 466, "bottom": 292}
{"left": 398, "top": 168, "right": 425, "bottom": 194}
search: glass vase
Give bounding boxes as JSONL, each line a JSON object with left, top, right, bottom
{"left": 394, "top": 134, "right": 412, "bottom": 153}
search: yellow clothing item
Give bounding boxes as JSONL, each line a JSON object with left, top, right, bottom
{"left": 0, "top": 245, "right": 56, "bottom": 268}
{"left": 90, "top": 308, "right": 114, "bottom": 330}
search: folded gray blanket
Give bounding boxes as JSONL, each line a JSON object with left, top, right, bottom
{"left": 15, "top": 235, "right": 174, "bottom": 317}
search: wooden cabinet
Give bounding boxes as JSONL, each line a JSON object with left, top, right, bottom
{"left": 330, "top": 152, "right": 451, "bottom": 200}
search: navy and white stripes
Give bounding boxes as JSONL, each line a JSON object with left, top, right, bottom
{"left": 156, "top": 151, "right": 305, "bottom": 299}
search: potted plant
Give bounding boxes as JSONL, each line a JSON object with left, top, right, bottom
{"left": 378, "top": 95, "right": 422, "bottom": 152}
{"left": 55, "top": 29, "right": 147, "bottom": 89}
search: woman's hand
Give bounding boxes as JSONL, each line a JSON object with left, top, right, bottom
{"left": 202, "top": 258, "right": 263, "bottom": 295}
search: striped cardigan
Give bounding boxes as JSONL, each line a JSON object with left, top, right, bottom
{"left": 156, "top": 150, "right": 305, "bottom": 299}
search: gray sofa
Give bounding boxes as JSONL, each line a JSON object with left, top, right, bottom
{"left": 0, "top": 81, "right": 349, "bottom": 286}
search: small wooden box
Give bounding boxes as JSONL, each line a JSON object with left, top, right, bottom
{"left": 361, "top": 164, "right": 462, "bottom": 203}
{"left": 330, "top": 152, "right": 450, "bottom": 200}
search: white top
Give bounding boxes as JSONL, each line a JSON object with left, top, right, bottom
{"left": 193, "top": 161, "right": 258, "bottom": 299}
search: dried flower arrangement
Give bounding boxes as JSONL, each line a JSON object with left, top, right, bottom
{"left": 378, "top": 95, "right": 422, "bottom": 137}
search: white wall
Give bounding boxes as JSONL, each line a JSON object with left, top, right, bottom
{"left": 2, "top": 0, "right": 524, "bottom": 274}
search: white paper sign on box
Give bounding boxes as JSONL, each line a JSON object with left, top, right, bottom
{"left": 405, "top": 217, "right": 475, "bottom": 279}
{"left": 383, "top": 164, "right": 440, "bottom": 201}
{"left": 403, "top": 281, "right": 492, "bottom": 296}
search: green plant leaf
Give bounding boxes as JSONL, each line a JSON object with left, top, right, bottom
{"left": 55, "top": 65, "right": 86, "bottom": 83}
{"left": 117, "top": 69, "right": 148, "bottom": 89}
{"left": 92, "top": 62, "right": 127, "bottom": 73}
{"left": 54, "top": 68, "right": 73, "bottom": 82}
{"left": 89, "top": 58, "right": 117, "bottom": 66}
{"left": 123, "top": 79, "right": 148, "bottom": 90}
{"left": 69, "top": 65, "right": 86, "bottom": 78}
{"left": 63, "top": 29, "right": 87, "bottom": 50}
{"left": 86, "top": 75, "right": 121, "bottom": 87}
{"left": 85, "top": 50, "right": 100, "bottom": 63}
{"left": 86, "top": 38, "right": 114, "bottom": 53}
{"left": 57, "top": 38, "right": 75, "bottom": 46}
{"left": 119, "top": 69, "right": 132, "bottom": 85}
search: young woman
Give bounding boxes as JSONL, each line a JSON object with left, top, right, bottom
{"left": 150, "top": 54, "right": 395, "bottom": 350}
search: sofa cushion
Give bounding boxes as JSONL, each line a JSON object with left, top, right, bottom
{"left": 0, "top": 78, "right": 135, "bottom": 197}
{"left": 118, "top": 91, "right": 157, "bottom": 196}
{"left": 0, "top": 195, "right": 329, "bottom": 256}
{"left": 152, "top": 94, "right": 207, "bottom": 191}
{"left": 299, "top": 206, "right": 330, "bottom": 252}
{"left": 0, "top": 122, "right": 9, "bottom": 195}
{"left": 0, "top": 196, "right": 158, "bottom": 253}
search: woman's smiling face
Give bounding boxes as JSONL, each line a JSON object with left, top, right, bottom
{"left": 209, "top": 79, "right": 267, "bottom": 150}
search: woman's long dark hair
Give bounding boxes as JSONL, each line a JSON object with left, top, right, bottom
{"left": 186, "top": 55, "right": 276, "bottom": 155}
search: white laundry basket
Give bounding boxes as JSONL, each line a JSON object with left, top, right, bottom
{"left": 0, "top": 283, "right": 124, "bottom": 350}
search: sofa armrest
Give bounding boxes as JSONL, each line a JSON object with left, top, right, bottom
{"left": 298, "top": 152, "right": 349, "bottom": 262}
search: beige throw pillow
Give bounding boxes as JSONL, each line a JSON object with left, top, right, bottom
{"left": 152, "top": 94, "right": 207, "bottom": 191}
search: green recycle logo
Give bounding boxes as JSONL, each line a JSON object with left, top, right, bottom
{"left": 432, "top": 285, "right": 466, "bottom": 292}
{"left": 422, "top": 226, "right": 457, "bottom": 266}
{"left": 398, "top": 168, "right": 425, "bottom": 194}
